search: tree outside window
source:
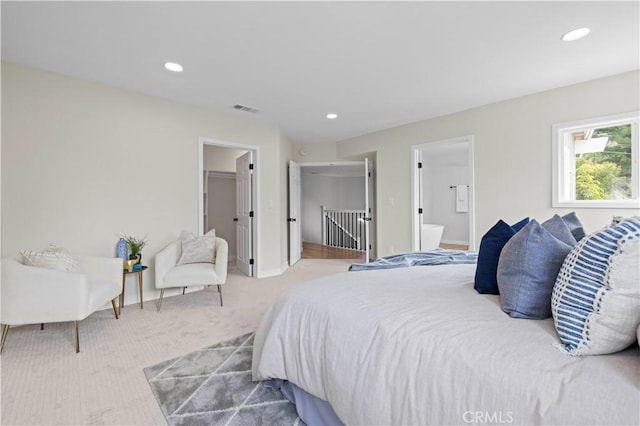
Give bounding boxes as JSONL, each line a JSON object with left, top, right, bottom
{"left": 575, "top": 124, "right": 632, "bottom": 200}
{"left": 553, "top": 112, "right": 639, "bottom": 208}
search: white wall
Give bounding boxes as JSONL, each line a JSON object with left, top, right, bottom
{"left": 203, "top": 146, "right": 247, "bottom": 172}
{"left": 301, "top": 173, "right": 365, "bottom": 244}
{"left": 1, "top": 63, "right": 290, "bottom": 305}
{"left": 422, "top": 145, "right": 469, "bottom": 244}
{"left": 294, "top": 71, "right": 640, "bottom": 256}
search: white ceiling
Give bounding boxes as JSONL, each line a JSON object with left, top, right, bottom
{"left": 2, "top": 1, "right": 638, "bottom": 145}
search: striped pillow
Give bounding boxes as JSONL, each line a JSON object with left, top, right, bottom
{"left": 551, "top": 217, "right": 640, "bottom": 355}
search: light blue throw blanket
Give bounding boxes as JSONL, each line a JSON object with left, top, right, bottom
{"left": 349, "top": 249, "right": 478, "bottom": 272}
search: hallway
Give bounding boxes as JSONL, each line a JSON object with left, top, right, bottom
{"left": 302, "top": 242, "right": 366, "bottom": 262}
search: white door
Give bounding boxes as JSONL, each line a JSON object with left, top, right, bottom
{"left": 366, "top": 159, "right": 376, "bottom": 260}
{"left": 236, "top": 152, "right": 253, "bottom": 277}
{"left": 364, "top": 158, "right": 371, "bottom": 263}
{"left": 416, "top": 150, "right": 424, "bottom": 251}
{"left": 288, "top": 160, "right": 302, "bottom": 266}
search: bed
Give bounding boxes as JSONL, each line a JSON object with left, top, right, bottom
{"left": 251, "top": 263, "right": 640, "bottom": 425}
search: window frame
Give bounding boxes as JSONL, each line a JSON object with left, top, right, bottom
{"left": 552, "top": 111, "right": 640, "bottom": 209}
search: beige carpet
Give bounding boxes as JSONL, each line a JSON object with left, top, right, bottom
{"left": 0, "top": 259, "right": 353, "bottom": 425}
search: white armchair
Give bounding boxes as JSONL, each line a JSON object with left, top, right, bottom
{"left": 1, "top": 256, "right": 121, "bottom": 353}
{"left": 155, "top": 237, "right": 228, "bottom": 310}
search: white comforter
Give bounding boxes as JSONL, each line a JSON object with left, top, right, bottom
{"left": 252, "top": 264, "right": 640, "bottom": 425}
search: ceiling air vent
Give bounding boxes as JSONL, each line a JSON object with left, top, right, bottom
{"left": 233, "top": 104, "right": 260, "bottom": 114}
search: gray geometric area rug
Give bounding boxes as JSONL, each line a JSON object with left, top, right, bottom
{"left": 143, "top": 332, "right": 304, "bottom": 426}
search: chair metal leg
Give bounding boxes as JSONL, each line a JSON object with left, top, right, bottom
{"left": 217, "top": 285, "right": 224, "bottom": 306}
{"left": 182, "top": 287, "right": 186, "bottom": 295}
{"left": 157, "top": 289, "right": 165, "bottom": 312}
{"left": 74, "top": 321, "right": 80, "bottom": 353}
{"left": 2, "top": 322, "right": 85, "bottom": 354}
{"left": 1, "top": 324, "right": 10, "bottom": 354}
{"left": 41, "top": 323, "right": 44, "bottom": 330}
{"left": 111, "top": 299, "right": 119, "bottom": 319}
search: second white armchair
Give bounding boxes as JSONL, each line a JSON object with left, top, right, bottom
{"left": 155, "top": 236, "right": 228, "bottom": 311}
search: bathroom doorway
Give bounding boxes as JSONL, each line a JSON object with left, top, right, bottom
{"left": 411, "top": 136, "right": 476, "bottom": 251}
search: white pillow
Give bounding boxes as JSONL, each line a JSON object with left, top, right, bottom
{"left": 177, "top": 229, "right": 216, "bottom": 265}
{"left": 21, "top": 245, "right": 80, "bottom": 273}
{"left": 179, "top": 230, "right": 196, "bottom": 241}
{"left": 551, "top": 217, "right": 640, "bottom": 355}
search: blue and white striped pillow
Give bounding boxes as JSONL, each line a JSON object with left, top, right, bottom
{"left": 551, "top": 217, "right": 640, "bottom": 355}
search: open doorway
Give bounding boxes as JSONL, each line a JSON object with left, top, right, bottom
{"left": 199, "top": 137, "right": 259, "bottom": 277}
{"left": 288, "top": 160, "right": 375, "bottom": 264}
{"left": 412, "top": 136, "right": 476, "bottom": 251}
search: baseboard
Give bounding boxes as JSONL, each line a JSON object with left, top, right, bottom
{"left": 441, "top": 239, "right": 469, "bottom": 246}
{"left": 117, "top": 285, "right": 206, "bottom": 310}
{"left": 258, "top": 262, "right": 289, "bottom": 279}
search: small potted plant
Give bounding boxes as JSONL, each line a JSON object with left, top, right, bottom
{"left": 122, "top": 234, "right": 148, "bottom": 265}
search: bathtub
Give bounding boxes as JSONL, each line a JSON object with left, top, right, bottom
{"left": 421, "top": 224, "right": 444, "bottom": 251}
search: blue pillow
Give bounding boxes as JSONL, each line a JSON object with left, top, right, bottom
{"left": 474, "top": 217, "right": 529, "bottom": 294}
{"left": 544, "top": 214, "right": 579, "bottom": 246}
{"left": 497, "top": 217, "right": 576, "bottom": 319}
{"left": 561, "top": 211, "right": 586, "bottom": 242}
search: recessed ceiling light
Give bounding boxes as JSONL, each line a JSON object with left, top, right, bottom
{"left": 326, "top": 113, "right": 338, "bottom": 119}
{"left": 561, "top": 27, "right": 591, "bottom": 42}
{"left": 164, "top": 62, "right": 183, "bottom": 72}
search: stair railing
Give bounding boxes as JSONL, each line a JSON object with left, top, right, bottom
{"left": 322, "top": 206, "right": 366, "bottom": 251}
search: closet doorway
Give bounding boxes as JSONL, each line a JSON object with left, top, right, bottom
{"left": 199, "top": 138, "right": 258, "bottom": 277}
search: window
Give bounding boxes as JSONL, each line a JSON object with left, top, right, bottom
{"left": 553, "top": 112, "right": 639, "bottom": 208}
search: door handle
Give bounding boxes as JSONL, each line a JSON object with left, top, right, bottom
{"left": 233, "top": 218, "right": 238, "bottom": 222}
{"left": 288, "top": 218, "right": 297, "bottom": 222}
